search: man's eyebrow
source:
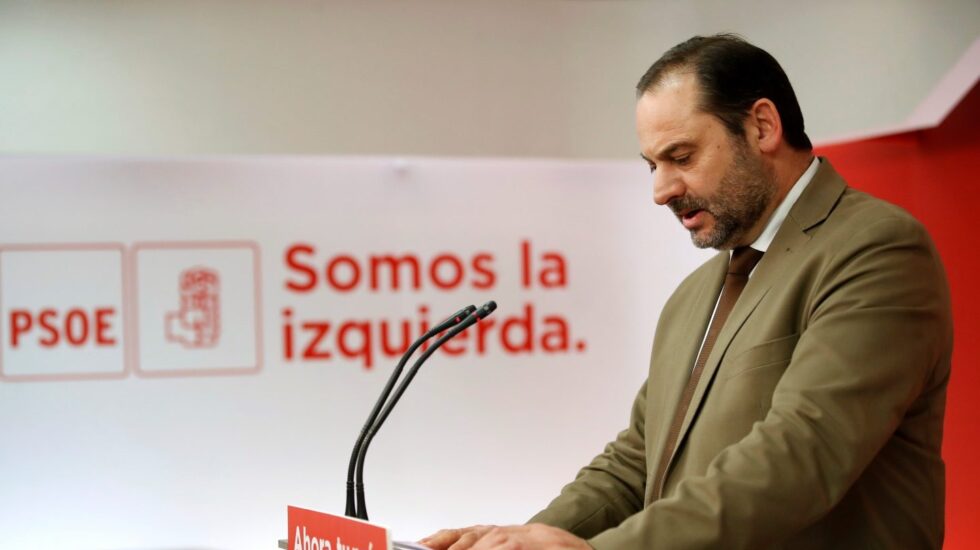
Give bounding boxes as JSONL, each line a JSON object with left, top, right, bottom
{"left": 646, "top": 140, "right": 695, "bottom": 161}
{"left": 655, "top": 140, "right": 694, "bottom": 158}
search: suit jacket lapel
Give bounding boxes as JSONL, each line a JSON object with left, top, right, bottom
{"left": 657, "top": 159, "right": 848, "bottom": 498}
{"left": 652, "top": 252, "right": 728, "bottom": 451}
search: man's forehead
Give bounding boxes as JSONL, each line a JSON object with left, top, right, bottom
{"left": 637, "top": 71, "right": 700, "bottom": 123}
{"left": 653, "top": 70, "right": 695, "bottom": 93}
{"left": 636, "top": 73, "right": 710, "bottom": 157}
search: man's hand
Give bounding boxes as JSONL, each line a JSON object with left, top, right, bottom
{"left": 419, "top": 525, "right": 496, "bottom": 550}
{"left": 419, "top": 523, "right": 590, "bottom": 550}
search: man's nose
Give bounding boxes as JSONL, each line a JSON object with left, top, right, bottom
{"left": 653, "top": 169, "right": 684, "bottom": 206}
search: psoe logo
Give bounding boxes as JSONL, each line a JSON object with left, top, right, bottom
{"left": 133, "top": 241, "right": 261, "bottom": 377}
{"left": 165, "top": 267, "right": 220, "bottom": 348}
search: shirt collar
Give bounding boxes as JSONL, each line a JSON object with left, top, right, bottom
{"left": 748, "top": 156, "right": 820, "bottom": 253}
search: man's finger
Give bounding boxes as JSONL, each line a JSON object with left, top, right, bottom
{"left": 447, "top": 529, "right": 485, "bottom": 550}
{"left": 419, "top": 528, "right": 464, "bottom": 550}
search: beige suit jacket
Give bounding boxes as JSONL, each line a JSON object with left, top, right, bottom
{"left": 530, "top": 160, "right": 953, "bottom": 549}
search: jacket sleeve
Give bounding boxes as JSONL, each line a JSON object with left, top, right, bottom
{"left": 527, "top": 380, "right": 649, "bottom": 540}
{"left": 588, "top": 216, "right": 952, "bottom": 549}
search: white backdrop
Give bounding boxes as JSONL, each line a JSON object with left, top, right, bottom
{"left": 0, "top": 156, "right": 710, "bottom": 550}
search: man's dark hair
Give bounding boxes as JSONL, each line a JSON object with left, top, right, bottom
{"left": 637, "top": 34, "right": 812, "bottom": 151}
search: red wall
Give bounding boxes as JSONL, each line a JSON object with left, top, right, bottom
{"left": 816, "top": 82, "right": 980, "bottom": 548}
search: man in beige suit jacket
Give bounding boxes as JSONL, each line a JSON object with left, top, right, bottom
{"left": 423, "top": 34, "right": 952, "bottom": 550}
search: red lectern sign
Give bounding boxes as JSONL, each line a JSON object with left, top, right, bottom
{"left": 288, "top": 506, "right": 391, "bottom": 550}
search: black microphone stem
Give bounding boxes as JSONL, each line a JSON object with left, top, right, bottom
{"left": 344, "top": 304, "right": 475, "bottom": 518}
{"left": 355, "top": 301, "right": 496, "bottom": 520}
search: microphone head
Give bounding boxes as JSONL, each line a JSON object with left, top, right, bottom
{"left": 438, "top": 305, "right": 476, "bottom": 329}
{"left": 475, "top": 300, "right": 497, "bottom": 319}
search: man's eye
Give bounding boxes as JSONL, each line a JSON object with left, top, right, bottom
{"left": 647, "top": 163, "right": 657, "bottom": 174}
{"left": 675, "top": 155, "right": 691, "bottom": 166}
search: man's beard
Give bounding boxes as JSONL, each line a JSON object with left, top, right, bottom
{"left": 671, "top": 142, "right": 777, "bottom": 250}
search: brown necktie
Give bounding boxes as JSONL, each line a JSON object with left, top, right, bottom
{"left": 651, "top": 246, "right": 764, "bottom": 497}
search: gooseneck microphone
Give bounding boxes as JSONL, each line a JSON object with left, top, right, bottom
{"left": 345, "top": 304, "right": 476, "bottom": 518}
{"left": 344, "top": 303, "right": 493, "bottom": 519}
{"left": 354, "top": 301, "right": 497, "bottom": 520}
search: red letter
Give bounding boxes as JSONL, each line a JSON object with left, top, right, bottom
{"left": 475, "top": 317, "right": 495, "bottom": 354}
{"left": 285, "top": 243, "right": 318, "bottom": 292}
{"left": 338, "top": 321, "right": 373, "bottom": 369}
{"left": 417, "top": 305, "right": 432, "bottom": 351}
{"left": 302, "top": 321, "right": 332, "bottom": 360}
{"left": 541, "top": 315, "right": 570, "bottom": 352}
{"left": 326, "top": 255, "right": 361, "bottom": 292}
{"left": 38, "top": 309, "right": 60, "bottom": 347}
{"left": 94, "top": 308, "right": 116, "bottom": 345}
{"left": 521, "top": 240, "right": 532, "bottom": 288}
{"left": 429, "top": 254, "right": 464, "bottom": 290}
{"left": 471, "top": 253, "right": 496, "bottom": 289}
{"left": 282, "top": 308, "right": 294, "bottom": 360}
{"left": 9, "top": 310, "right": 32, "bottom": 347}
{"left": 500, "top": 304, "right": 534, "bottom": 353}
{"left": 369, "top": 255, "right": 421, "bottom": 291}
{"left": 379, "top": 319, "right": 411, "bottom": 357}
{"left": 65, "top": 309, "right": 90, "bottom": 346}
{"left": 538, "top": 252, "right": 567, "bottom": 288}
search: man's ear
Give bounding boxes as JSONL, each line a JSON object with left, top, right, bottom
{"left": 745, "top": 98, "right": 783, "bottom": 154}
